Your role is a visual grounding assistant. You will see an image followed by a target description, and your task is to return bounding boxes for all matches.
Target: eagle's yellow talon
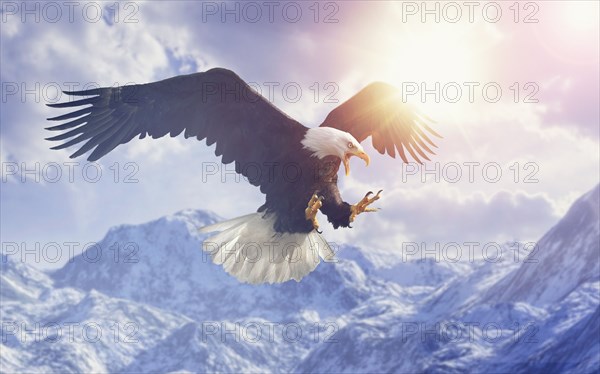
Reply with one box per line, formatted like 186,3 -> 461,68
305,193 -> 323,231
350,190 -> 382,223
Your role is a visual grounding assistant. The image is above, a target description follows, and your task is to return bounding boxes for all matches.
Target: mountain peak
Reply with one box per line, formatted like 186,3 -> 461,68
169,208 -> 223,225
4,186 -> 599,372
52,208 -> 388,321
483,183 -> 600,307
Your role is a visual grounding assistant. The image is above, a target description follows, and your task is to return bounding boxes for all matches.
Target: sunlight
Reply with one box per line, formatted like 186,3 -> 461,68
534,1 -> 599,65
564,1 -> 598,31
362,9 -> 500,123
380,22 -> 482,84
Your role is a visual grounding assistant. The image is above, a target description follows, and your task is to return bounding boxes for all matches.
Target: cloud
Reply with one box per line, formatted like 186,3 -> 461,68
0,1 -> 598,269
321,184 -> 560,257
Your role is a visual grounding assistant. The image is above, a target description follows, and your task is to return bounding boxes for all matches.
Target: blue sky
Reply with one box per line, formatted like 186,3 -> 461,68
1,1 -> 599,268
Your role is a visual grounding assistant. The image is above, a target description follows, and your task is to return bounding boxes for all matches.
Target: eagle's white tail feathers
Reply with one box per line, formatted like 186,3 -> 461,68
200,213 -> 334,284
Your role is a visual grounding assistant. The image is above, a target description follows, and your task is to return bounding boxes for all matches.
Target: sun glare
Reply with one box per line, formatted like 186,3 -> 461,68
564,2 -> 599,31
367,16 -> 494,122
533,1 -> 599,66
379,22 -> 483,84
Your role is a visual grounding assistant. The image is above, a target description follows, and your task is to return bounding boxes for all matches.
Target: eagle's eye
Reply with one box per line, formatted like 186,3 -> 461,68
348,142 -> 354,149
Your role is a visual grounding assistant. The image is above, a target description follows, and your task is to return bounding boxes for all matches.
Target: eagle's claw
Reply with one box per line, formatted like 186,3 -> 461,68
350,189 -> 382,223
305,193 -> 324,233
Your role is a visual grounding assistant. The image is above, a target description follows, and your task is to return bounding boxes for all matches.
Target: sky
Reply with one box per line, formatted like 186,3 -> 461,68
1,0 -> 599,268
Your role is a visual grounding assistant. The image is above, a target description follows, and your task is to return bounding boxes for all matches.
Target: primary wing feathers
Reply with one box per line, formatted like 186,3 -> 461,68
320,82 -> 441,163
46,68 -> 307,189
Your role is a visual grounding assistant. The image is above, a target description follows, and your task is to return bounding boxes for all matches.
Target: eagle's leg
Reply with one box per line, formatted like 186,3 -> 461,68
305,193 -> 324,233
350,190 -> 382,223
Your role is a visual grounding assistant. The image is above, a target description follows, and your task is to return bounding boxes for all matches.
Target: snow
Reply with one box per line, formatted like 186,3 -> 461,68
2,185 -> 599,372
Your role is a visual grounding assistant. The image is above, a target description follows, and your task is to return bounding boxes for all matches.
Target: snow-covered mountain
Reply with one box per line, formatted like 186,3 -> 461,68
2,185 -> 598,373
294,185 -> 600,373
52,209 -> 397,321
483,185 -> 600,307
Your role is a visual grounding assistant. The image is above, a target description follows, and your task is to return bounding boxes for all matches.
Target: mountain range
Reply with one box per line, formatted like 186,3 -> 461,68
2,185 -> 598,373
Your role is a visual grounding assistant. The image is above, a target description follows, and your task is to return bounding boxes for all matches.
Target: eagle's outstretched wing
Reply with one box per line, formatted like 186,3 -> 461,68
320,82 -> 441,163
46,68 -> 307,188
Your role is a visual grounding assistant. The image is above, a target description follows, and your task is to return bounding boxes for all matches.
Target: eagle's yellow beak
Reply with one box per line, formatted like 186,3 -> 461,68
343,150 -> 370,176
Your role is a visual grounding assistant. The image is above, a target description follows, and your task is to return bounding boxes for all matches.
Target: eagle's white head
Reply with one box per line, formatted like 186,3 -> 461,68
301,127 -> 370,176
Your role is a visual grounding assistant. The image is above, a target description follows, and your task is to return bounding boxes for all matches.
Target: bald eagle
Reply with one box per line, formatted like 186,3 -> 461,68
46,68 -> 440,284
